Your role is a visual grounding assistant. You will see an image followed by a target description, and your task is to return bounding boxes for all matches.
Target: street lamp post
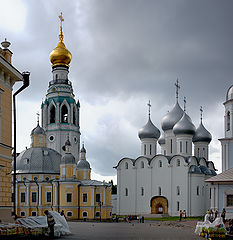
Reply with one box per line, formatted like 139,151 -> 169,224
99,201 -> 103,222
13,72 -> 30,216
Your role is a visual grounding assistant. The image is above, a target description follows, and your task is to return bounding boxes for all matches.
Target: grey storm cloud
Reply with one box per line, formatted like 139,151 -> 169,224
3,0 -> 233,176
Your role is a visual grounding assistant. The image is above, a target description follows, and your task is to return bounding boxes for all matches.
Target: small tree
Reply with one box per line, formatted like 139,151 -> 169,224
109,180 -> 117,194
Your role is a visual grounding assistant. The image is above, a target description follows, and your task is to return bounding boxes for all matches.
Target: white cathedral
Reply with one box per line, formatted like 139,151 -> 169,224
115,81 -> 217,217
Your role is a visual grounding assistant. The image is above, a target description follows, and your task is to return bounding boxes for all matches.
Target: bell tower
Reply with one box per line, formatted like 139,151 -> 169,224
219,85 -> 233,171
41,13 -> 80,162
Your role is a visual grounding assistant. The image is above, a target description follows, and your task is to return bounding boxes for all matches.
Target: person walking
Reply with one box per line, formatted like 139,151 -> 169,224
221,208 -> 226,223
179,210 -> 183,221
44,210 -> 55,238
60,210 -> 66,220
183,210 -> 186,219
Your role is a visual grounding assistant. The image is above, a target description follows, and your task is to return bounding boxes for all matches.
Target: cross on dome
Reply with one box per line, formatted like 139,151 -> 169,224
59,12 -> 64,28
175,79 -> 180,102
36,112 -> 40,124
58,12 -> 64,43
200,106 -> 203,122
183,97 -> 186,112
147,100 -> 151,117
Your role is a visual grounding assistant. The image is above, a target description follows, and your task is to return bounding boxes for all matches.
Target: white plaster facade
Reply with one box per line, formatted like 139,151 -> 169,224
116,85 -> 216,216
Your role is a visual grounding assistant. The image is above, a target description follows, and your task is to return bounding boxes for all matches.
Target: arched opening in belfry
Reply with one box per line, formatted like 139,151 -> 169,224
227,111 -> 230,131
61,105 -> 68,123
73,106 -> 76,125
50,105 -> 56,124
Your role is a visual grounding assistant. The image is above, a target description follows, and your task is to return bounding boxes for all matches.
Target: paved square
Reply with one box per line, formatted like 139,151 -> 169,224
60,221 -> 202,240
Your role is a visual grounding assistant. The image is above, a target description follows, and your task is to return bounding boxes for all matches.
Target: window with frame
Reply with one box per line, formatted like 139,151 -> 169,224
83,193 -> 88,203
50,105 -> 56,124
66,193 -> 72,203
125,162 -> 128,169
83,211 -> 88,217
159,161 -> 162,168
125,188 -> 128,196
141,161 -> 144,168
177,201 -> 180,211
227,195 -> 233,206
96,193 -> 101,203
186,141 -> 188,153
227,111 -> 230,131
177,186 -> 180,196
170,139 -> 172,154
20,211 -> 25,217
141,187 -> 144,196
20,192 -> 25,203
180,141 -> 182,153
144,144 -> 146,155
158,187 -> 162,196
46,192 -> 52,203
150,144 -> 152,155
31,211 -> 37,216
210,188 -> 211,199
177,159 -> 180,167
197,186 -> 199,196
67,211 -> 72,217
61,105 -> 68,123
32,192 -> 37,203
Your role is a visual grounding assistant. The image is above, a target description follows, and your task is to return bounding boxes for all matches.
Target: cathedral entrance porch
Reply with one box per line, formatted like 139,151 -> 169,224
150,196 -> 168,215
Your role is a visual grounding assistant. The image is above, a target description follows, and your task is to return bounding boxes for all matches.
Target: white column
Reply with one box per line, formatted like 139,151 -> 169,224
91,188 -> 94,206
54,183 -> 57,206
26,185 -> 29,205
103,188 -> 106,205
39,184 -> 42,206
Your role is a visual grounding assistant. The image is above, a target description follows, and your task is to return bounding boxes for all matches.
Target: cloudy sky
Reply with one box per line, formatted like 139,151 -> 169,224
1,0 -> 233,183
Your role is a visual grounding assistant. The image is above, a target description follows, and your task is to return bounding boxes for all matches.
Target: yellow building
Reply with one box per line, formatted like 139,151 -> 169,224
0,39 -> 23,222
15,14 -> 112,220
15,124 -> 112,220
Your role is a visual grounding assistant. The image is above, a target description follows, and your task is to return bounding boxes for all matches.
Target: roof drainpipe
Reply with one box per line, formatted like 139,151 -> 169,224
13,71 -> 30,216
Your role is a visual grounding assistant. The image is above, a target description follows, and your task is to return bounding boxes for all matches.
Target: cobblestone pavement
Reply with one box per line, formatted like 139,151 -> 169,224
60,220 -> 202,240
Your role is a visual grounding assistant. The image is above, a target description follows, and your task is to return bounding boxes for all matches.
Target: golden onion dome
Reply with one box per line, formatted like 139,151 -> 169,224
49,13 -> 72,67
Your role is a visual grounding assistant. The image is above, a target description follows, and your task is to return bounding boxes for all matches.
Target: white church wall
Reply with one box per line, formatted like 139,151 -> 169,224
170,156 -> 188,216
117,159 -> 136,215
189,174 -> 206,216
135,158 -> 151,214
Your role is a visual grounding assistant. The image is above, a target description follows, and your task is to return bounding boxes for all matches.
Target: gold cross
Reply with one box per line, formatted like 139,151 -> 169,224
36,112 -> 40,124
200,106 -> 203,121
175,78 -> 180,101
59,12 -> 64,28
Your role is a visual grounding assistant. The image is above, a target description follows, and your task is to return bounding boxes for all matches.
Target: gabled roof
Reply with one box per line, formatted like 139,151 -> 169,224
205,167 -> 233,182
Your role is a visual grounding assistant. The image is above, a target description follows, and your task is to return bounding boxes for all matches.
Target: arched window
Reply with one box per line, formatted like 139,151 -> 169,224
150,144 -> 152,155
144,144 -> 146,155
186,141 -> 188,153
177,186 -> 180,195
170,139 -> 172,153
73,106 -> 76,125
82,211 -> 88,217
227,111 -> 230,131
50,105 -> 56,123
61,105 -> 68,123
141,187 -> 144,196
125,162 -> 128,169
125,188 -> 128,196
141,161 -> 144,168
158,187 -> 162,196
159,160 -> 162,168
180,141 -> 182,153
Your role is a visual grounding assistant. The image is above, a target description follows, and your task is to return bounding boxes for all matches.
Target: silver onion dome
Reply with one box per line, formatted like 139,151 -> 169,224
77,159 -> 91,169
161,102 -> 184,131
16,147 -> 61,174
173,113 -> 196,135
158,132 -> 165,145
226,85 -> 233,101
31,123 -> 45,135
61,152 -> 75,164
193,122 -> 212,143
138,116 -> 160,140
